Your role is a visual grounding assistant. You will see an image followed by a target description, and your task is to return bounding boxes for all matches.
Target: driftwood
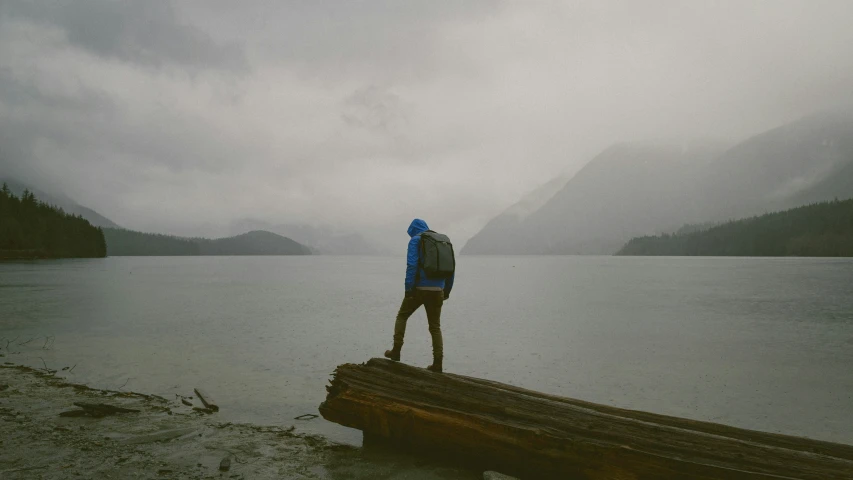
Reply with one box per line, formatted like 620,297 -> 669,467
319,358 -> 853,480
121,427 -> 197,445
193,387 -> 219,412
59,402 -> 140,418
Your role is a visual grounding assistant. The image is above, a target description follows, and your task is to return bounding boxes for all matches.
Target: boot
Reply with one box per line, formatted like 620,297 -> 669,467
426,357 -> 443,373
384,345 -> 401,362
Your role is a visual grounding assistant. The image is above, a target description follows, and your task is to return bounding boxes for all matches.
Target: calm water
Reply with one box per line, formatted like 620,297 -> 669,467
1,256 -> 852,448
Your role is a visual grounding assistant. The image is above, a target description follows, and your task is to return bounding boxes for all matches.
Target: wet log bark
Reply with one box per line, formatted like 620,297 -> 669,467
319,358 -> 853,480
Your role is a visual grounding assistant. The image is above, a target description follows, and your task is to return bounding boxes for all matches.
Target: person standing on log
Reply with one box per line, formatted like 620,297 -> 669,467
384,218 -> 455,373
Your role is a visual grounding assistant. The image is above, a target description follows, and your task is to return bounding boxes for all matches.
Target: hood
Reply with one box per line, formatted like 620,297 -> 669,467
407,218 -> 429,237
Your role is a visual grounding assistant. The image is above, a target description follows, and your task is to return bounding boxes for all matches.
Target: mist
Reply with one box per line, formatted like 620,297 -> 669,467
3,0 -> 853,247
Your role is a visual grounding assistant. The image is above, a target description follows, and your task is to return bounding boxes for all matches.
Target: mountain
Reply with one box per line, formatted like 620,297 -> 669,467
697,110 -> 853,221
0,178 -> 120,229
464,110 -> 853,255
617,198 -> 853,257
103,228 -> 311,256
459,173 -> 572,254
228,219 -> 381,255
196,230 -> 312,256
784,147 -> 853,207
463,140 -> 727,255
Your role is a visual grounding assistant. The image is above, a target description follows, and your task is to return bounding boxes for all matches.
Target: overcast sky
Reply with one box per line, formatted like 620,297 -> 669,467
2,1 -> 853,246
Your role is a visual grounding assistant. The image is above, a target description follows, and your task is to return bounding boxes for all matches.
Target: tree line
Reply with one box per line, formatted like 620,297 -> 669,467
102,228 -> 200,256
0,183 -> 107,259
617,198 -> 853,257
102,228 -> 312,256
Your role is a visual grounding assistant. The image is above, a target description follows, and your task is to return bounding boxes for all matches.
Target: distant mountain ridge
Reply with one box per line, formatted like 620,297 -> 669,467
463,111 -> 853,255
197,230 -> 311,256
103,228 -> 311,256
696,110 -> 853,221
0,178 -> 120,229
463,140 -> 727,254
229,219 -> 382,255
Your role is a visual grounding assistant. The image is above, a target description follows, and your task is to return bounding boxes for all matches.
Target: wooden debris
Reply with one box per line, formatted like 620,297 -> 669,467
320,358 -> 853,480
181,398 -> 193,407
193,388 -> 219,412
74,402 -> 139,413
59,402 -> 139,418
121,427 -> 197,445
294,413 -> 318,420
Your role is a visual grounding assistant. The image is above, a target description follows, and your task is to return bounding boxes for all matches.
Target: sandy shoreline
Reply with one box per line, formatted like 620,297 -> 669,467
0,364 -> 476,479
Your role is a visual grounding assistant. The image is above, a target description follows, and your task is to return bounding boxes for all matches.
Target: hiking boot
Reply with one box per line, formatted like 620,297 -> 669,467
384,346 -> 401,362
426,360 -> 442,373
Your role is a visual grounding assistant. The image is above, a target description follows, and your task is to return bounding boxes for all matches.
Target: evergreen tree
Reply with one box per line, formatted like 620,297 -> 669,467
0,187 -> 106,259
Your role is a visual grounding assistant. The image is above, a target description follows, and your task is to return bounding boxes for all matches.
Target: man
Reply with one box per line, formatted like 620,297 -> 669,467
384,218 -> 454,373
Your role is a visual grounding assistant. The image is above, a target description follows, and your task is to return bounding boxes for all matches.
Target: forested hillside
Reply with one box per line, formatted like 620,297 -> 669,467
103,228 -> 311,256
0,183 -> 106,259
617,199 -> 853,257
0,178 -> 120,229
102,228 -> 200,256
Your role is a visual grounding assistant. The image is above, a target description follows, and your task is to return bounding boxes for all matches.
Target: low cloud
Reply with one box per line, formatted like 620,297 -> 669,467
2,1 -> 853,246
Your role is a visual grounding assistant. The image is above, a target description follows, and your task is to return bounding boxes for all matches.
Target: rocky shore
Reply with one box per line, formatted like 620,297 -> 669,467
0,364 -> 477,480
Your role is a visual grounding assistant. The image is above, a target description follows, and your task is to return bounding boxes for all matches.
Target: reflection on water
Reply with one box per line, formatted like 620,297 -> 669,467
1,256 -> 852,448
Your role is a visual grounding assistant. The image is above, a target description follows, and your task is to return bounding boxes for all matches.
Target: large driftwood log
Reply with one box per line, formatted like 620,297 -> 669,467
319,358 -> 853,479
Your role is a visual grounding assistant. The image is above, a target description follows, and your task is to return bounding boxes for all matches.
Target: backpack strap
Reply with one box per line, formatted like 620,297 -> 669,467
414,234 -> 423,288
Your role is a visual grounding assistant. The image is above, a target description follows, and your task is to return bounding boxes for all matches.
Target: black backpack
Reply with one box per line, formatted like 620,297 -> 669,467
419,231 -> 456,279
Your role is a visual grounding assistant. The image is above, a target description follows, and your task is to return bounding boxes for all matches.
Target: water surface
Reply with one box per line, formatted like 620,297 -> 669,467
1,256 -> 852,448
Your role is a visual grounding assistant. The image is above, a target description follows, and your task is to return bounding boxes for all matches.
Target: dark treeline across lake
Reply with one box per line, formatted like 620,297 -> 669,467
0,183 -> 106,260
618,199 -> 853,256
102,228 -> 312,256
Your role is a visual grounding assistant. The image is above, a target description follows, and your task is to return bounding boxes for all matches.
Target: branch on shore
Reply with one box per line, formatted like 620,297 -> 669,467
37,357 -> 56,375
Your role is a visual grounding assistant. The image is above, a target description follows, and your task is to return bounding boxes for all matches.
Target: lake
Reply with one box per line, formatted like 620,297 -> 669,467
1,255 -> 852,449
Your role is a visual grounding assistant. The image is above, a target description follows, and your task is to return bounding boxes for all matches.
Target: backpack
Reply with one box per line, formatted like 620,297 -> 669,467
419,230 -> 456,280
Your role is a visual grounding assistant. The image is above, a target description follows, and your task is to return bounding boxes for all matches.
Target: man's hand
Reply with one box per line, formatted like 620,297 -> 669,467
443,292 -> 450,301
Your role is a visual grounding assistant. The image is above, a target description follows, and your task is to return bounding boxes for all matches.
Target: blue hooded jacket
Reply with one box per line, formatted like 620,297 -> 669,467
405,219 -> 455,295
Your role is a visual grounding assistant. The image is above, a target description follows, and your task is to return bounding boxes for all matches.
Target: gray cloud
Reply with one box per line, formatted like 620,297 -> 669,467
341,85 -> 408,133
1,0 -> 247,72
2,1 -> 853,247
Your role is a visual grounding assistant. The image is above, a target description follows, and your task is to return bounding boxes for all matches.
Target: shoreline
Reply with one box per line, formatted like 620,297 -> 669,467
0,364 -> 477,479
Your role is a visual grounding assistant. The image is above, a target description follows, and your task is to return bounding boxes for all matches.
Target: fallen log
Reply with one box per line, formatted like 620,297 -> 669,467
319,358 -> 853,480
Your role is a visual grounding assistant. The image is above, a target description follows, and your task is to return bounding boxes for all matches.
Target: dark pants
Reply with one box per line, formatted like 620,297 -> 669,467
393,289 -> 444,360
